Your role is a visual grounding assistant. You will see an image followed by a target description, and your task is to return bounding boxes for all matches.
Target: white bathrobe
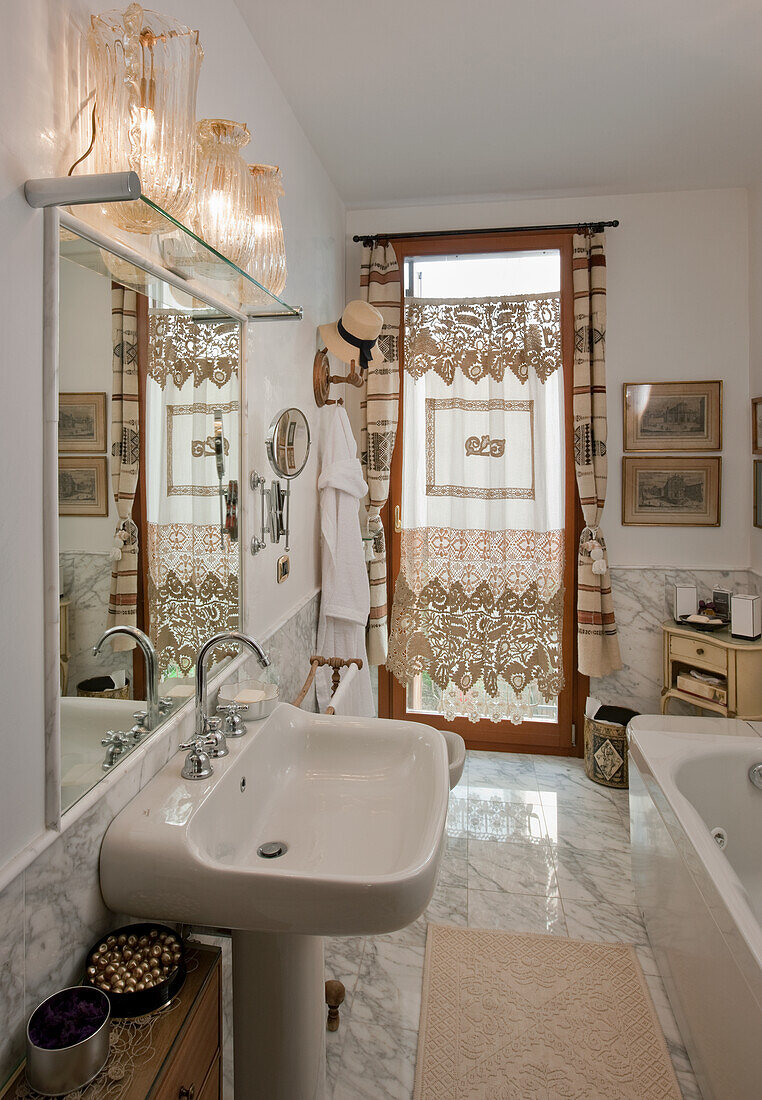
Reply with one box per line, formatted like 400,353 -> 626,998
316,406 -> 375,716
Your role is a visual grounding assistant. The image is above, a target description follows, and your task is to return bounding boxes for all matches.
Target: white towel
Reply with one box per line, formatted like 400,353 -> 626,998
316,406 -> 375,716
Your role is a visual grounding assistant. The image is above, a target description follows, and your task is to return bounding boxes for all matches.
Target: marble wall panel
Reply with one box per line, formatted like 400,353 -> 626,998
0,591 -> 321,1087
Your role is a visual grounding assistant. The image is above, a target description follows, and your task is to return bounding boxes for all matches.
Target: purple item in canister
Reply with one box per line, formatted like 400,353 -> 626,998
28,987 -> 109,1050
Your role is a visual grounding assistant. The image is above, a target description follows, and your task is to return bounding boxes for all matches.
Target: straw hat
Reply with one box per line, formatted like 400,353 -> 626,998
319,300 -> 385,369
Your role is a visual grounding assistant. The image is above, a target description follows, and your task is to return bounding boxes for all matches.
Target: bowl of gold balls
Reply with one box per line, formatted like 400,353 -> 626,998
83,923 -> 186,1017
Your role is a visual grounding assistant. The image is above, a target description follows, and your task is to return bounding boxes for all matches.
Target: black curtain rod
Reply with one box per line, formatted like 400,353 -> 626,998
352,219 -> 619,246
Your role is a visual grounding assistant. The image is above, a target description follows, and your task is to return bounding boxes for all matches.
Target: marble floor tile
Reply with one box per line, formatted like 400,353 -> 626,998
563,898 -> 649,945
467,838 -> 559,896
351,934 -> 426,1033
324,936 -> 366,1010
331,1020 -> 418,1100
553,843 -> 637,907
468,751 -> 541,802
425,882 -> 468,927
327,747 -> 697,1100
542,794 -> 631,851
437,835 -> 467,889
534,759 -> 623,808
466,794 -> 548,844
444,791 -> 469,838
468,889 -> 568,936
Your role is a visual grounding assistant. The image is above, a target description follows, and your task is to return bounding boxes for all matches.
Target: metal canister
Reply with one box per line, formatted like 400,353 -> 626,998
26,986 -> 111,1095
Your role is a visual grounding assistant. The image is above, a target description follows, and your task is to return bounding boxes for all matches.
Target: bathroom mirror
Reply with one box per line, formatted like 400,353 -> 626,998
57,227 -> 243,812
251,408 -> 311,555
265,407 -> 311,479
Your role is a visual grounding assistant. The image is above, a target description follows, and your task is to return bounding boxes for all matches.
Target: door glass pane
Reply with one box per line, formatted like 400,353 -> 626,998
401,250 -> 563,725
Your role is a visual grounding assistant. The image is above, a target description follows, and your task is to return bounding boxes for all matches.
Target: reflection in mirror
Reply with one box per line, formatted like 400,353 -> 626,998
58,229 -> 242,811
266,408 -> 311,479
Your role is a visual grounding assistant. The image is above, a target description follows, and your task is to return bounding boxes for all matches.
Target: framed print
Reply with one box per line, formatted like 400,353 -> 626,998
58,456 -> 109,516
623,381 -> 722,451
752,398 -> 762,455
58,392 -> 107,453
622,456 -> 721,527
755,461 -> 762,528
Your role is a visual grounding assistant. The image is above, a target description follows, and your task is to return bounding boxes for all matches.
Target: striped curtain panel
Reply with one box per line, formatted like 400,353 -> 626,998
572,233 -> 622,677
106,285 -> 140,648
360,241 -> 401,666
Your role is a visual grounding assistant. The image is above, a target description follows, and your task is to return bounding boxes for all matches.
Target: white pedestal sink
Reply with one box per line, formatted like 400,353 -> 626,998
100,703 -> 449,1099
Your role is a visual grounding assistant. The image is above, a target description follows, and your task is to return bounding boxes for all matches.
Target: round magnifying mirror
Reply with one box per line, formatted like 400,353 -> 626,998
265,408 -> 311,479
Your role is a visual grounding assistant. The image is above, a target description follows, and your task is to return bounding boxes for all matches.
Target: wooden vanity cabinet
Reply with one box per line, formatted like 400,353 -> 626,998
2,944 -> 222,1100
152,951 -> 221,1100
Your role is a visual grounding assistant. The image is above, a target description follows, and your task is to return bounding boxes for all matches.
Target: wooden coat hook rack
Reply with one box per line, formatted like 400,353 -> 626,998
313,347 -> 364,407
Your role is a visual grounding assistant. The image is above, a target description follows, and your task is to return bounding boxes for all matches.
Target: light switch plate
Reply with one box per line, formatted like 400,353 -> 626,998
277,554 -> 290,583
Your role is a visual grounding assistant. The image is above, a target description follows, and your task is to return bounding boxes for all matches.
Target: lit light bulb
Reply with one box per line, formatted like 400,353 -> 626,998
138,106 -> 156,143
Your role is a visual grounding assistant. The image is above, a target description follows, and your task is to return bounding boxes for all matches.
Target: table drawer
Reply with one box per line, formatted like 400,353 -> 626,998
669,634 -> 727,672
153,965 -> 220,1100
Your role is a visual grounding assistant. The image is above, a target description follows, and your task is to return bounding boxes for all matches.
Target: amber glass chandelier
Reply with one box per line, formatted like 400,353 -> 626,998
244,164 -> 287,298
87,4 -> 202,233
191,120 -> 257,269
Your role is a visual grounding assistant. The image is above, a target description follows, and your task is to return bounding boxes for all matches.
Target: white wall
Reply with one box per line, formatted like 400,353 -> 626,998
0,0 -> 343,872
346,188 -> 751,570
58,258 -> 115,552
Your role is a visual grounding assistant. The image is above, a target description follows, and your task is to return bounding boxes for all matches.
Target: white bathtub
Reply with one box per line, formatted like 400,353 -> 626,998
628,716 -> 762,1100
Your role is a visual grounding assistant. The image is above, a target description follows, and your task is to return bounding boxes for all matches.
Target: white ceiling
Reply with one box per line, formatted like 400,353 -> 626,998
233,0 -> 762,207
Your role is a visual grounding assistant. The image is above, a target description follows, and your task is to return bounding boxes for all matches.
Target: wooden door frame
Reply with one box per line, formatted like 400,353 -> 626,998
378,230 -> 588,756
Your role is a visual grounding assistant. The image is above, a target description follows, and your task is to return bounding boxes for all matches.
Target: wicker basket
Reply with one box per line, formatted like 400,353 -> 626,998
76,676 -> 129,700
583,715 -> 629,789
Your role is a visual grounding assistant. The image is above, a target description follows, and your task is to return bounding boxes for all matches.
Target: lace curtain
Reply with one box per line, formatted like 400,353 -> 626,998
145,313 -> 240,675
387,294 -> 566,724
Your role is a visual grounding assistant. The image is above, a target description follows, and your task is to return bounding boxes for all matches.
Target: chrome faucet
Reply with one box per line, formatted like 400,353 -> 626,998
93,625 -> 160,730
195,630 -> 270,739
179,631 -> 270,779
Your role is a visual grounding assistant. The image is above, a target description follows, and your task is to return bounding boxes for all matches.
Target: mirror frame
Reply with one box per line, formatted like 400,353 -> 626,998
265,407 -> 311,480
42,205 -> 249,837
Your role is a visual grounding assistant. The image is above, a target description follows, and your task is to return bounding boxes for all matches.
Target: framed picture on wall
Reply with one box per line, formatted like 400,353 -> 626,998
58,392 -> 107,453
755,461 -> 762,528
622,456 -> 721,526
752,398 -> 762,455
58,456 -> 109,516
623,381 -> 722,451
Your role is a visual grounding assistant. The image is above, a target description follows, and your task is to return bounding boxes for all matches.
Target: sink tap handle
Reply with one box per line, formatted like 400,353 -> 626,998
180,733 -> 213,751
202,715 -> 229,759
180,735 -> 214,781
217,702 -> 249,737
101,729 -> 128,747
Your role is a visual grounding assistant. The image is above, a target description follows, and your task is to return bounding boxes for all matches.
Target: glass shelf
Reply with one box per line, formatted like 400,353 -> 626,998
59,224 -> 231,320
65,194 -> 302,320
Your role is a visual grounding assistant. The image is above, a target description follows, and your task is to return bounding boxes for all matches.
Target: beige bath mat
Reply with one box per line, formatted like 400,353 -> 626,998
414,924 -> 681,1099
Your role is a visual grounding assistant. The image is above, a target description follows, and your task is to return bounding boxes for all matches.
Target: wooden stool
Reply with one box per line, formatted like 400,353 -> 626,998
325,979 -> 345,1032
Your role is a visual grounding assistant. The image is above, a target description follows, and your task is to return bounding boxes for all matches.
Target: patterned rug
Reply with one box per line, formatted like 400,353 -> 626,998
414,924 -> 681,1099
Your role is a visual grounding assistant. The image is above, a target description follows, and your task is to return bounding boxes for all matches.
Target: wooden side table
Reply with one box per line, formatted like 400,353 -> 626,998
661,619 -> 762,720
2,944 -> 221,1100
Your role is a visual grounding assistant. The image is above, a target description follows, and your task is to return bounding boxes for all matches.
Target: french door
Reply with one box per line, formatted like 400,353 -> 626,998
380,231 -> 586,755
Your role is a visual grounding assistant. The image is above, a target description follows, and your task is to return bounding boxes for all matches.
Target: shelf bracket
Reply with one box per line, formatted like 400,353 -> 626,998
25,171 -> 141,209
